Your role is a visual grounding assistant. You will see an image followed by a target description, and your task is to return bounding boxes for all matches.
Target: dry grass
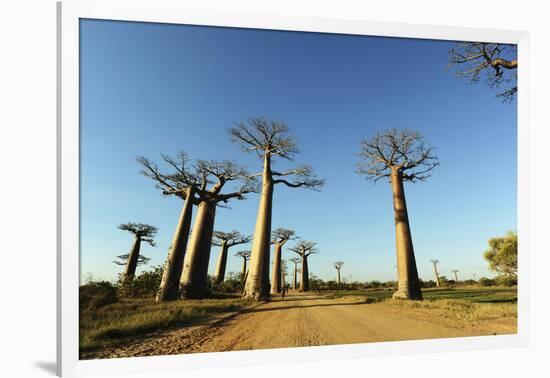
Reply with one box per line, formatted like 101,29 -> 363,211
386,298 -> 517,322
80,297 -> 252,355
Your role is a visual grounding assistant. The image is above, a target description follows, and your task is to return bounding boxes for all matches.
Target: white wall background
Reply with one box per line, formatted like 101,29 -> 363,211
0,0 -> 548,377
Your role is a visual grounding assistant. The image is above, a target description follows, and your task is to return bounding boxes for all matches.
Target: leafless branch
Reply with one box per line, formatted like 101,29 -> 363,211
357,129 -> 439,183
289,240 -> 318,257
228,118 -> 300,160
212,230 -> 252,247
271,228 -> 297,245
448,42 -> 517,102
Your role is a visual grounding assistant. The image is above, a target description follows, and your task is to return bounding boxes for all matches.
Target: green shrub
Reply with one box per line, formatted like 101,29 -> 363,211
117,265 -> 164,298
213,272 -> 245,293
496,275 -> 517,287
80,281 -> 118,311
478,277 -> 496,286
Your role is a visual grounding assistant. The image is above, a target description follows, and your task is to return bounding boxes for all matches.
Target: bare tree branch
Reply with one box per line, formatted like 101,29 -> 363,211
235,250 -> 251,260
271,228 -> 297,245
448,42 -> 517,102
229,118 -> 300,160
357,129 -> 439,183
289,240 -> 318,257
113,254 -> 150,266
212,230 -> 252,247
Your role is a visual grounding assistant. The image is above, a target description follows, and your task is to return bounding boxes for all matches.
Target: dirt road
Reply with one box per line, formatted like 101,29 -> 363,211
94,293 -> 516,359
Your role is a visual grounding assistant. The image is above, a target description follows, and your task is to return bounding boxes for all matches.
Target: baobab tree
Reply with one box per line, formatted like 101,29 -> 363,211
358,129 -> 439,300
280,259 -> 288,291
212,231 -> 251,284
229,118 -> 324,300
430,259 -> 441,288
334,261 -> 344,284
115,222 -> 157,281
270,228 -> 297,295
448,42 -> 517,102
451,269 -> 459,282
137,152 -> 202,302
289,257 -> 301,290
179,160 -> 257,299
235,250 -> 251,280
289,240 -> 318,292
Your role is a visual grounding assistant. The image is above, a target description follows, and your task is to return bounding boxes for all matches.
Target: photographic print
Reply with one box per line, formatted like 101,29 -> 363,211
77,18 -> 518,360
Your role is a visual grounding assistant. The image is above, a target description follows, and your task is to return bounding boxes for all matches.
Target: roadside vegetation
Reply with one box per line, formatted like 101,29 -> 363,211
79,270 -> 253,357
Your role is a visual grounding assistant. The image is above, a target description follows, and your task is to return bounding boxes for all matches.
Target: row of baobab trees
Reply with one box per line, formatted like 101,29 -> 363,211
117,221 -> 321,297
115,118 -> 439,302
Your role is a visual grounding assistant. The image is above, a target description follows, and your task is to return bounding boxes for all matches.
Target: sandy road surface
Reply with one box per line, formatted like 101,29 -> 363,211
92,293 -> 516,359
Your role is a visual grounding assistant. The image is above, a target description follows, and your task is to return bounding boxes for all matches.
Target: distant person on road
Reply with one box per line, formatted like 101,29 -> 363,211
281,286 -> 286,300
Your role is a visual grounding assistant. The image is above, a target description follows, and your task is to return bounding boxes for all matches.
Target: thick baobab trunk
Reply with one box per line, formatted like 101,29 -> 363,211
214,242 -> 229,284
270,244 -> 282,294
336,269 -> 341,284
180,200 -> 217,299
391,170 -> 422,300
300,255 -> 309,292
124,235 -> 141,279
156,189 -> 194,302
243,156 -> 273,300
453,272 -> 458,282
292,265 -> 298,290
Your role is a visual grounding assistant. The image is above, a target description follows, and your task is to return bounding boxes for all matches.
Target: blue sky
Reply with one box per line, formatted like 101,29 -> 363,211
79,19 -> 517,284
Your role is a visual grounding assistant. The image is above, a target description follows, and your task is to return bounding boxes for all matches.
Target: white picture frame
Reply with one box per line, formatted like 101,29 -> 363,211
57,0 -> 529,376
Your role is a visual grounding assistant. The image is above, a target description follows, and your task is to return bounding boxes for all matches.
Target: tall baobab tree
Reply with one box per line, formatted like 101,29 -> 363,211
115,222 -> 157,281
180,160 -> 257,299
451,269 -> 459,282
270,228 -> 297,295
448,42 -> 517,102
229,118 -> 324,300
334,261 -> 344,284
280,259 -> 288,291
358,129 -> 439,300
289,240 -> 318,292
212,231 -> 251,284
289,257 -> 301,290
430,259 -> 441,288
235,250 -> 251,280
137,152 -> 202,302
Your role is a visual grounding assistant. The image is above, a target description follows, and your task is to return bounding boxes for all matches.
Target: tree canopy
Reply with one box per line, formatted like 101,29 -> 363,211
118,222 -> 157,246
357,129 -> 439,183
138,152 -> 258,204
289,240 -> 318,257
448,42 -> 517,102
212,231 -> 251,247
113,254 -> 150,266
271,228 -> 297,245
235,250 -> 251,260
228,118 -> 325,190
484,231 -> 518,278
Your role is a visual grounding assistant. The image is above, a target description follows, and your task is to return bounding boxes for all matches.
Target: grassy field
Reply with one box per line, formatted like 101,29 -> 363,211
333,286 -> 517,323
80,286 -> 517,357
332,286 -> 517,303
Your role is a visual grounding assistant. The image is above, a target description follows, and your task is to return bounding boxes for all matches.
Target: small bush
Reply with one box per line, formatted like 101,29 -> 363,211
117,265 -> 164,298
478,277 -> 496,287
496,275 -> 517,287
80,281 -> 118,311
212,272 -> 245,293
